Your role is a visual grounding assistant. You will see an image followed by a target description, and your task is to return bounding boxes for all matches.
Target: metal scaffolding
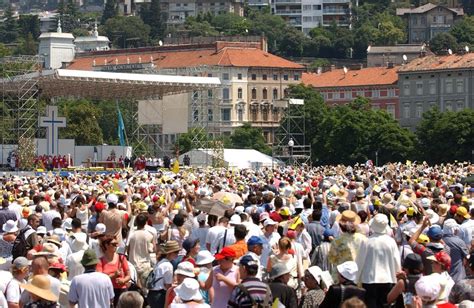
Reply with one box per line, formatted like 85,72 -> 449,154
0,56 -> 42,145
272,99 -> 311,166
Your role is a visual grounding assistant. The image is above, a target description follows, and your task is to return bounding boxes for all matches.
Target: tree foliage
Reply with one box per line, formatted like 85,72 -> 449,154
175,128 -> 208,154
430,32 -> 458,54
285,85 -> 415,165
140,0 -> 166,40
229,123 -> 271,155
416,108 -> 474,163
100,16 -> 150,48
58,99 -> 104,145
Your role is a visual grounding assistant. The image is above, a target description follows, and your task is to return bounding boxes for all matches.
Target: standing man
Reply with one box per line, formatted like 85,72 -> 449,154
12,214 -> 40,259
68,249 -> 114,308
99,194 -> 125,245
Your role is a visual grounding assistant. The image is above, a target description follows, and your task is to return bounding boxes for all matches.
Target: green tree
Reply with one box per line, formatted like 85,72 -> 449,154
430,32 -> 458,54
416,108 -> 474,163
15,33 -> 37,55
211,13 -> 249,35
18,15 -> 40,40
140,0 -> 166,39
0,5 -> 18,43
101,16 -> 150,48
277,27 -> 307,57
450,16 -> 474,46
229,123 -> 271,154
0,43 -> 12,57
247,10 -> 288,54
95,100 -> 134,145
58,99 -> 103,145
101,0 -> 118,25
175,128 -> 207,154
184,18 -> 219,37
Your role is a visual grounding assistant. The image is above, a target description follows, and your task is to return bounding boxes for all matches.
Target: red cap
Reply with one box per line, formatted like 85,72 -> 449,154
215,247 -> 237,260
95,202 -> 105,212
286,230 -> 297,239
49,262 -> 66,272
449,205 -> 458,215
428,251 -> 451,271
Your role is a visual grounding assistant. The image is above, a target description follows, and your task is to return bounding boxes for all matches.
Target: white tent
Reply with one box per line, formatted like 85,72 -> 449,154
179,148 -> 283,169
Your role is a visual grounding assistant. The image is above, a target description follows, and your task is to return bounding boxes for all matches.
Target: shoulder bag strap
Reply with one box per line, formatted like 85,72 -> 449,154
263,285 -> 271,307
219,229 -> 228,253
340,285 -> 346,305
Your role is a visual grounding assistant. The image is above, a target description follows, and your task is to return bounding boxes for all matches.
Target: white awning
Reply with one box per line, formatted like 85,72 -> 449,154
37,69 -> 221,100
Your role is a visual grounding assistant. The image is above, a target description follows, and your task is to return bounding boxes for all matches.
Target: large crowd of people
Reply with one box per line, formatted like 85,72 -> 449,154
0,162 -> 472,308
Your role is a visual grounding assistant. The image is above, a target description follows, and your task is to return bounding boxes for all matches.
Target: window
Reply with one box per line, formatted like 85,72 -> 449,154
456,100 -> 464,110
238,73 -> 242,80
283,75 -> 288,81
207,73 -> 212,77
446,79 -> 453,93
208,109 -> 213,121
313,4 -> 321,10
237,88 -> 243,99
223,88 -> 229,100
263,88 -> 268,100
251,105 -> 258,121
262,74 -> 267,80
222,73 -> 229,80
403,104 -> 411,119
403,83 -> 410,96
416,103 -> 423,118
284,88 -> 289,97
251,88 -> 257,100
273,89 -> 278,100
445,101 -> 452,111
456,80 -> 464,93
251,74 -> 257,80
221,108 -> 231,121
237,106 -> 243,122
416,82 -> 423,95
303,5 -> 311,10
294,74 -> 299,81
303,16 -> 312,22
207,89 -> 213,99
346,91 -> 352,99
429,81 -> 436,95
273,74 -> 278,81
262,106 -> 269,121
372,90 -> 379,98
386,104 -> 396,118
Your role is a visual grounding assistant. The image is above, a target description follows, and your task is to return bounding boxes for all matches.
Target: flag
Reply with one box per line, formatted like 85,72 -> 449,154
117,104 -> 126,146
172,160 -> 180,174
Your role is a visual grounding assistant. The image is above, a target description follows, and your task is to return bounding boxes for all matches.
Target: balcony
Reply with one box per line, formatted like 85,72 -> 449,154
275,9 -> 302,14
323,8 -> 349,14
274,0 -> 301,3
323,0 -> 350,3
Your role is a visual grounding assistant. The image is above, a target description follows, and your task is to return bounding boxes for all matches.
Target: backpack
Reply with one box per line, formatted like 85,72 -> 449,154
145,268 -> 162,290
12,227 -> 35,259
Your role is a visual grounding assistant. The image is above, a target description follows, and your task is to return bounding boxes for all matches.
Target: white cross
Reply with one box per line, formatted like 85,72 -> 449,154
39,106 -> 66,155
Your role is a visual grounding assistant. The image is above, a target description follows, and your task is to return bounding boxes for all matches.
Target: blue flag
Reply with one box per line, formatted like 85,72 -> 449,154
117,105 -> 126,146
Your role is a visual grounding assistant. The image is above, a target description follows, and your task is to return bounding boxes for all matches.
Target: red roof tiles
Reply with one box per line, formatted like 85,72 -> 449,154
67,46 -> 303,71
302,67 -> 399,88
397,53 -> 474,73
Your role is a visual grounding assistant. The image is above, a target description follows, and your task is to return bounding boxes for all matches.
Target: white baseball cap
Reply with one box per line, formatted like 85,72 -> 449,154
229,214 -> 242,225
263,219 -> 277,227
95,223 -> 106,234
106,193 -> 118,205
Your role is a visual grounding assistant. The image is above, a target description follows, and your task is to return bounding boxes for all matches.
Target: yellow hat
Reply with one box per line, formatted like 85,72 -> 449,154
279,207 -> 291,216
417,234 -> 429,244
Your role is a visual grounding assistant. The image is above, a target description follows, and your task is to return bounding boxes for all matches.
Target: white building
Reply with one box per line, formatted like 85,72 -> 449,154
38,21 -> 75,69
74,24 -> 110,52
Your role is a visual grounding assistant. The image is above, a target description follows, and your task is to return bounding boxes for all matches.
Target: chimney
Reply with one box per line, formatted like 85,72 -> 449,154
260,36 -> 268,52
330,64 -> 336,71
387,62 -> 394,69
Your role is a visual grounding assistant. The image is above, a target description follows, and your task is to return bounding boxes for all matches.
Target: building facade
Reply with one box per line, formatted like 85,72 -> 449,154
272,0 -> 350,34
66,38 -> 303,153
396,3 -> 464,44
397,53 -> 474,130
302,66 -> 400,118
367,44 -> 433,67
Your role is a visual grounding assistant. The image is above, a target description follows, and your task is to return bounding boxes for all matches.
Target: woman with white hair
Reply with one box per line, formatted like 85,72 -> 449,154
441,218 -> 469,283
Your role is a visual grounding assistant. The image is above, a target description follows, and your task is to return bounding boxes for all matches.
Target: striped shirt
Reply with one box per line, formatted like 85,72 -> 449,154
227,277 -> 272,308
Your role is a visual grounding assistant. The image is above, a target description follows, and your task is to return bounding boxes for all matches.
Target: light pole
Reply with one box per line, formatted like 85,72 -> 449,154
375,151 -> 379,167
288,138 -> 294,166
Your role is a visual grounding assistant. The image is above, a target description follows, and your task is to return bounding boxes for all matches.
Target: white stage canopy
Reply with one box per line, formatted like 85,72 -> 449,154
37,69 -> 221,100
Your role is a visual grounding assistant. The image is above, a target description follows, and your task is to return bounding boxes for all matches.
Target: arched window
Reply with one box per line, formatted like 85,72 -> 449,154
237,88 -> 243,99
273,89 -> 278,100
263,88 -> 268,100
251,88 -> 257,100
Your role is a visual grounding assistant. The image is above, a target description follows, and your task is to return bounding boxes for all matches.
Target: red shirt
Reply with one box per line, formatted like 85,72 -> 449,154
97,254 -> 129,289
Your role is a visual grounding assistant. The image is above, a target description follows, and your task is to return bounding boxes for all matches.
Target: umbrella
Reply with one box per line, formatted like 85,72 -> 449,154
212,191 -> 243,205
195,198 -> 232,217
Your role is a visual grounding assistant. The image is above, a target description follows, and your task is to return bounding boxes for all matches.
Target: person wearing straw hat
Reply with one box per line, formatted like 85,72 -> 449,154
165,261 -> 195,307
68,249 -> 115,308
148,240 -> 180,308
20,275 -> 58,308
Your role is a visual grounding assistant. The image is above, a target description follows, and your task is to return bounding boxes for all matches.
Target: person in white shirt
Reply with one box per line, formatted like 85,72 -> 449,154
65,233 -> 89,280
41,202 -> 61,231
190,213 -> 209,250
205,216 -> 227,254
260,219 -> 280,268
69,249 -> 114,308
5,257 -> 29,307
